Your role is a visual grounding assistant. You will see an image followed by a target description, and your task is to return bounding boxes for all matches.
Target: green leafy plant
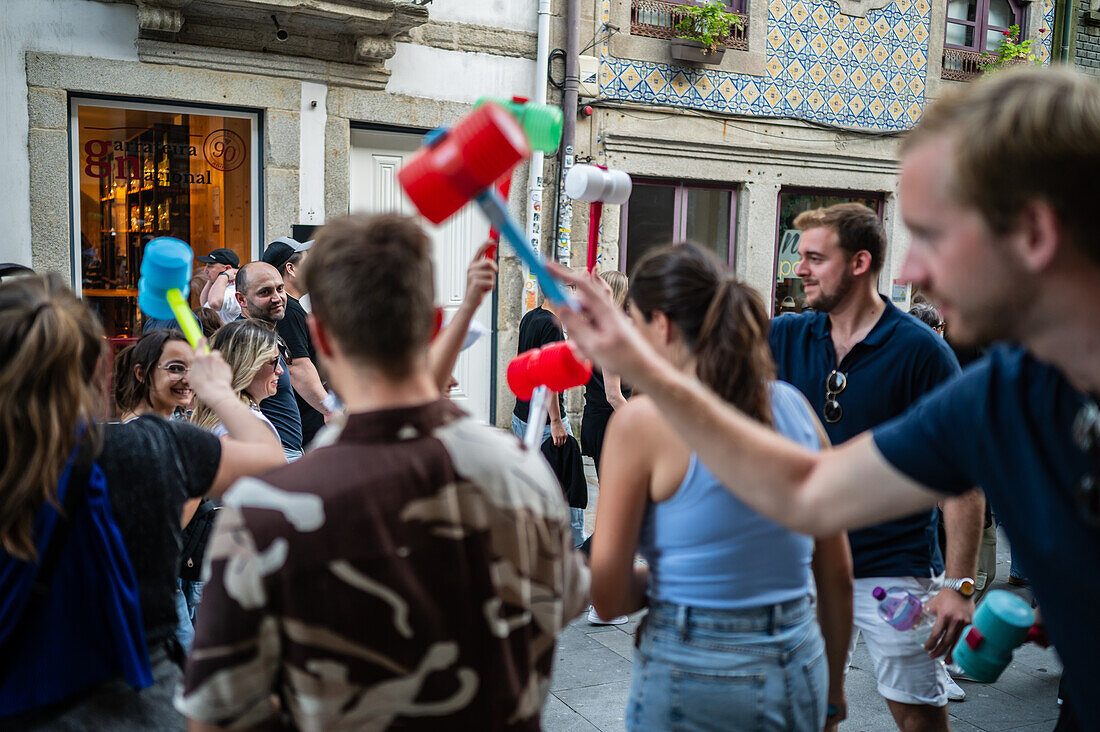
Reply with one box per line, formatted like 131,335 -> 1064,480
674,0 -> 744,55
980,25 -> 1041,72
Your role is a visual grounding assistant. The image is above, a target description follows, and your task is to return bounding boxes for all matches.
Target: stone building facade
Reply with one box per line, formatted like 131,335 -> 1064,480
3,0 -> 552,426
1,0 -> 1064,428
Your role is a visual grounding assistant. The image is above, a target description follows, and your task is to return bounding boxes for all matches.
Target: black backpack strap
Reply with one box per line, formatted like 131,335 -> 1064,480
179,499 -> 218,581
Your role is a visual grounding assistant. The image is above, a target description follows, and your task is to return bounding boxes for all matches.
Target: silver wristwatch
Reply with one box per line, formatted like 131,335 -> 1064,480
943,577 -> 975,597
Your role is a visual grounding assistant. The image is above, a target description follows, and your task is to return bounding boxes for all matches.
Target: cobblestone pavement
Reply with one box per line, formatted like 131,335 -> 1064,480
544,460 -> 1064,731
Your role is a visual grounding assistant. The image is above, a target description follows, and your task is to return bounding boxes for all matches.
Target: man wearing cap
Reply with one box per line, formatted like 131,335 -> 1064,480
197,247 -> 241,324
263,237 -> 331,444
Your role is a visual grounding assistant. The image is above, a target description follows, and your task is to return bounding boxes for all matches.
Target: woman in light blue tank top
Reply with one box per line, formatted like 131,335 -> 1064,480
589,244 -> 854,731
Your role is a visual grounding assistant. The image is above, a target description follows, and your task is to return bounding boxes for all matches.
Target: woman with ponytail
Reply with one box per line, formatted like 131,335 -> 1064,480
581,270 -> 631,478
589,244 -> 854,731
0,274 -> 284,728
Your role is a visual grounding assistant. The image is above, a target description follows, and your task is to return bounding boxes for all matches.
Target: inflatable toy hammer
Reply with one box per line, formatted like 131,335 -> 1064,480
565,164 -> 632,272
137,237 -> 206,351
951,589 -> 1039,683
474,96 -> 563,154
397,102 -> 575,307
507,341 -> 592,449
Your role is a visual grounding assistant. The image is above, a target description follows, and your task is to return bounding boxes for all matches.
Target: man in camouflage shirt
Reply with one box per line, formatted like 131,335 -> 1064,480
177,214 -> 589,730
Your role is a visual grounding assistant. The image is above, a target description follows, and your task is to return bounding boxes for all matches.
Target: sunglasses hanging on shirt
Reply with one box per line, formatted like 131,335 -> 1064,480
823,369 -> 847,424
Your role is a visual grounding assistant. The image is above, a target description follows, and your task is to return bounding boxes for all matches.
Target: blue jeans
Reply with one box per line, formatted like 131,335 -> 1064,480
511,414 -> 584,548
175,578 -> 205,653
628,596 -> 827,732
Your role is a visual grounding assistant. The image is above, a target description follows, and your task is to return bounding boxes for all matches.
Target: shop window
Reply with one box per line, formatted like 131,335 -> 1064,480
621,180 -> 737,275
72,99 -> 258,338
773,189 -> 883,316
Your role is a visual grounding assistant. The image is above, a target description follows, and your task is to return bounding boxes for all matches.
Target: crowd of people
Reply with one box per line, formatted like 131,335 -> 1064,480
0,67 -> 1096,731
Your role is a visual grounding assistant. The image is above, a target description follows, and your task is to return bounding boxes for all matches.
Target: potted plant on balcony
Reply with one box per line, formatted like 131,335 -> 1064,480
979,25 -> 1040,73
671,0 -> 742,65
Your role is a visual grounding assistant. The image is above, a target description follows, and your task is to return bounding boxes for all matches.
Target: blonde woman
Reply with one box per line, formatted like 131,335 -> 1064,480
0,274 -> 283,727
192,319 -> 285,442
581,270 -> 631,478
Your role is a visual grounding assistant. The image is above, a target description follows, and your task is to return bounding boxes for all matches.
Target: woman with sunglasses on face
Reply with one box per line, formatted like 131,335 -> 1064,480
0,275 -> 284,729
114,330 -> 196,422
589,244 -> 854,731
191,319 -> 284,442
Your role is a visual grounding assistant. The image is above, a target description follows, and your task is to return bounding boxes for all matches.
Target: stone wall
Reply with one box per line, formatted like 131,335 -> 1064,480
1075,8 -> 1100,74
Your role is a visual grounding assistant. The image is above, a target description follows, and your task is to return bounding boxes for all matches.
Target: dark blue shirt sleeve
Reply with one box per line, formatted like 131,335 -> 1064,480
872,365 -> 986,496
910,335 -> 962,398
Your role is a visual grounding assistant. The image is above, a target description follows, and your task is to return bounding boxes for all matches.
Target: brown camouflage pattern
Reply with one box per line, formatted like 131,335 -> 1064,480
176,399 -> 589,730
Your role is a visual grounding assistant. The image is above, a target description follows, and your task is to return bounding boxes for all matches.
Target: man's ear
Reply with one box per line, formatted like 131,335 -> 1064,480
848,250 -> 874,278
235,290 -> 247,309
1015,199 -> 1061,274
307,314 -> 334,359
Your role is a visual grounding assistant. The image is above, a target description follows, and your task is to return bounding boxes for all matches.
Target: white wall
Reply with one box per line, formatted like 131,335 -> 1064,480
386,43 -> 537,105
0,0 -> 139,266
425,0 -> 538,33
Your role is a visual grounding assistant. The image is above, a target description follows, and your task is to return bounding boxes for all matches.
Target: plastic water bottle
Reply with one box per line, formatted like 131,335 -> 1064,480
873,586 -> 936,637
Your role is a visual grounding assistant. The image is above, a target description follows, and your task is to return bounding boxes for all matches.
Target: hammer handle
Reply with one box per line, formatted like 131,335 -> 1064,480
587,202 -> 603,272
166,289 -> 208,353
475,190 -> 577,308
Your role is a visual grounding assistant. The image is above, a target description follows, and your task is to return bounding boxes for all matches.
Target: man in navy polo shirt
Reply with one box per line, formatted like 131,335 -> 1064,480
770,203 -> 982,729
556,69 -> 1100,730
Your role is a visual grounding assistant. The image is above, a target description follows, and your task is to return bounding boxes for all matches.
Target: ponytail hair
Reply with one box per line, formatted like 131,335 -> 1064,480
113,329 -> 189,414
628,243 -> 774,426
0,274 -> 106,560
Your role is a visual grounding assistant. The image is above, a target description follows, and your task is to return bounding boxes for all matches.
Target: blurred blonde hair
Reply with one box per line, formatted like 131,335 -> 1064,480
600,270 -> 629,308
191,319 -> 280,431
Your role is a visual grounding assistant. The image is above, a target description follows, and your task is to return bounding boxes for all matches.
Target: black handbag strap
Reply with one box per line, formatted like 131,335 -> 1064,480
0,436 -> 95,661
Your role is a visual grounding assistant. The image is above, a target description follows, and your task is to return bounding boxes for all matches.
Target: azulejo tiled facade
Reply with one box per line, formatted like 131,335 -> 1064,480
599,0 -> 1052,133
1039,0 -> 1056,64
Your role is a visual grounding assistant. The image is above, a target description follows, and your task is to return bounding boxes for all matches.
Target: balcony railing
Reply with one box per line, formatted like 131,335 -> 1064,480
941,47 -> 987,81
630,0 -> 749,52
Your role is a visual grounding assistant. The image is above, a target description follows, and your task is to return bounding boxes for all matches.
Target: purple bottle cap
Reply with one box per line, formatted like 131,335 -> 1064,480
872,586 -> 886,601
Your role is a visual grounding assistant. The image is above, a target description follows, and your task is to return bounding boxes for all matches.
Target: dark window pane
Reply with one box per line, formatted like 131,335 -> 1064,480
625,184 -> 676,275
987,0 -> 1013,29
684,188 -> 732,265
774,193 -> 881,314
946,22 -> 975,47
947,0 -> 977,21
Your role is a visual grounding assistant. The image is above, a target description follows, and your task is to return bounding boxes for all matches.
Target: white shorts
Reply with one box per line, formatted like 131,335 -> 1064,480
847,575 -> 947,708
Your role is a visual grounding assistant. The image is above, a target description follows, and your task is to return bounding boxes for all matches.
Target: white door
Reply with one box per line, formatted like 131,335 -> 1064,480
349,128 -> 493,423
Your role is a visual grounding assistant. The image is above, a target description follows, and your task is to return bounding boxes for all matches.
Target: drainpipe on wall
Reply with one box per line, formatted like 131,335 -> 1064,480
556,0 -> 581,266
1061,0 -> 1075,62
523,0 -> 554,312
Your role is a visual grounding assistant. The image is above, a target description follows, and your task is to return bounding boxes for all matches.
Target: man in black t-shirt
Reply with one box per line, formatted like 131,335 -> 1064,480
512,301 -> 568,441
263,238 -> 330,444
512,295 -> 585,548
